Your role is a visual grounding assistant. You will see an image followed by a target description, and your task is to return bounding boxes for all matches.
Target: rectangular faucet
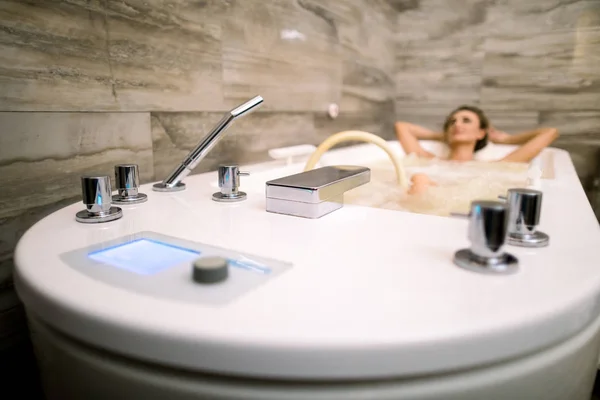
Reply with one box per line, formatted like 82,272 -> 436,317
265,166 -> 371,219
153,95 -> 264,192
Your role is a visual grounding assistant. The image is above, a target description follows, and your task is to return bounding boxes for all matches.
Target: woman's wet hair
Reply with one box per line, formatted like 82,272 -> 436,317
443,105 -> 489,151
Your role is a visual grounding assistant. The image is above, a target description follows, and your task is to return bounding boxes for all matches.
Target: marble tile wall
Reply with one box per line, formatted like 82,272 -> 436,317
393,0 -> 600,216
0,0 -> 397,290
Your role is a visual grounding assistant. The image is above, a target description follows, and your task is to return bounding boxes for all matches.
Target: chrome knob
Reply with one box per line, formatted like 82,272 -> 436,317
112,164 -> 148,205
469,201 -> 509,259
453,200 -> 518,275
76,175 -> 123,223
212,165 -> 249,202
504,188 -> 549,247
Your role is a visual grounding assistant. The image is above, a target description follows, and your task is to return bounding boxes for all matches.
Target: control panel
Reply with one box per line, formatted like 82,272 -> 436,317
60,231 -> 292,306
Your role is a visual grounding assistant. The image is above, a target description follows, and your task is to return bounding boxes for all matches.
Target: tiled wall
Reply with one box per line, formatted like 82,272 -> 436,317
393,0 -> 600,219
0,0 -> 397,288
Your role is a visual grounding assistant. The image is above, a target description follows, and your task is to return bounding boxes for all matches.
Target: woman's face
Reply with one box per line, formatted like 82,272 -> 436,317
445,110 -> 486,145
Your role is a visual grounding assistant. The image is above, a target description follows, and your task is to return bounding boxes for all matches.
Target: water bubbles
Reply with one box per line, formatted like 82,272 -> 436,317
344,158 -> 529,217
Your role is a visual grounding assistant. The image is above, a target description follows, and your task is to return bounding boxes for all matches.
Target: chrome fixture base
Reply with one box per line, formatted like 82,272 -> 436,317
212,191 -> 247,203
75,207 -> 123,224
152,182 -> 186,192
112,193 -> 148,205
453,249 -> 519,275
507,231 -> 549,248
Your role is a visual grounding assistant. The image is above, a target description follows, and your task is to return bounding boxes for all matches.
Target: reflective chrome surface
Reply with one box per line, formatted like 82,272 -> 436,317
453,200 -> 518,275
212,165 -> 249,203
112,164 -> 148,205
265,165 -> 370,218
76,175 -> 122,223
153,95 -> 263,192
504,188 -> 549,248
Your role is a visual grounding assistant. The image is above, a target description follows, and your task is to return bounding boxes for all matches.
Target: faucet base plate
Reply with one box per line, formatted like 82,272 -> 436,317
212,191 -> 247,203
112,193 -> 148,205
453,249 -> 519,275
507,231 -> 549,248
75,207 -> 123,224
152,182 -> 186,192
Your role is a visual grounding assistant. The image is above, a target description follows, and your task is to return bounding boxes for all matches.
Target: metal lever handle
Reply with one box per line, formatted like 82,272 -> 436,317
218,165 -> 250,195
213,165 -> 249,203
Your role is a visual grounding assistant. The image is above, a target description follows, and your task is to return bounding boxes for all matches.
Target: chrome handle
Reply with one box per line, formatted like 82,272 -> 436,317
501,188 -> 549,247
468,200 -> 509,259
81,175 -> 113,214
453,200 -> 518,274
506,188 -> 542,236
218,165 -> 250,195
113,164 -> 148,204
77,175 -> 124,223
115,164 -> 140,198
213,165 -> 250,202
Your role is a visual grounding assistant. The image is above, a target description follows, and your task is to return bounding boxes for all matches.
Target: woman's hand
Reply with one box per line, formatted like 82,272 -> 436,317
408,173 -> 436,195
488,126 -> 511,144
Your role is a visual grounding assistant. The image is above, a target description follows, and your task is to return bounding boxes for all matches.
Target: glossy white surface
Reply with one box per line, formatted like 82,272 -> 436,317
14,141 -> 600,379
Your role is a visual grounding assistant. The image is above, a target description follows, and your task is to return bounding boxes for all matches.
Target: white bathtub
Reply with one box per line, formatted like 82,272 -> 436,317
13,140 -> 600,399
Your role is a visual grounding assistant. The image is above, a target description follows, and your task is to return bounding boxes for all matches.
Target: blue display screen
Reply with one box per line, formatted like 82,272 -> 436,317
88,238 -> 200,275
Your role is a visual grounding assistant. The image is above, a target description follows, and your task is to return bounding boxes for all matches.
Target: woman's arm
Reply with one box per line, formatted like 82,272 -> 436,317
394,121 -> 442,158
497,127 -> 560,163
489,127 -> 555,146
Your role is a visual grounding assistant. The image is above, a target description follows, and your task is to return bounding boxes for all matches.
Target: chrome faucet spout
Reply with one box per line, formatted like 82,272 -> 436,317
153,95 -> 264,192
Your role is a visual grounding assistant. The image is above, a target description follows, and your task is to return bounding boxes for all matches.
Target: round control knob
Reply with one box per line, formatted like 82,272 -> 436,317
76,175 -> 122,223
192,256 -> 229,284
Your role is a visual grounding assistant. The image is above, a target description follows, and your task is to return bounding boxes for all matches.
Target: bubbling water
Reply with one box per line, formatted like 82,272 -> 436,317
344,155 -> 530,217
